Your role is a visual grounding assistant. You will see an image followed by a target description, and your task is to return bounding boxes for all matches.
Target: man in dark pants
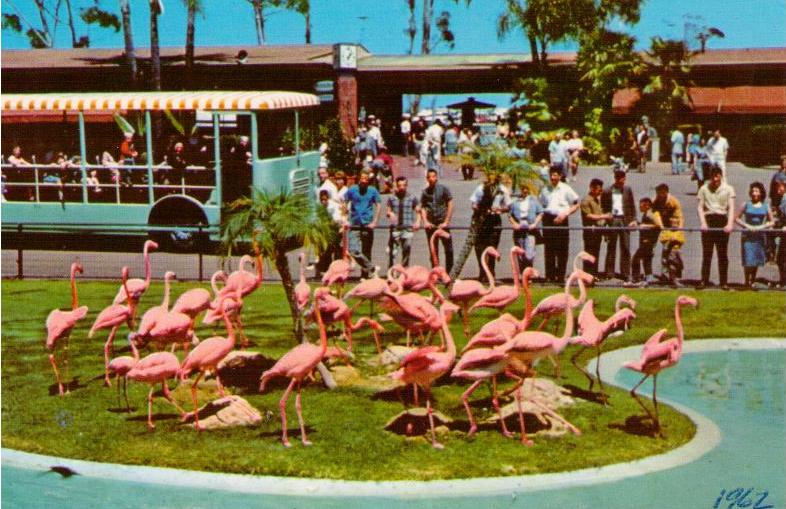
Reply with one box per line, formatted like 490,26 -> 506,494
345,170 -> 382,278
697,165 -> 736,290
539,166 -> 580,282
470,172 -> 510,282
601,169 -> 637,284
580,178 -> 611,277
420,168 -> 454,273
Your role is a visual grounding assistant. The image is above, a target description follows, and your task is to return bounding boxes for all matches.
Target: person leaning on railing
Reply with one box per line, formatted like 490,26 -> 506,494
653,183 -> 685,288
539,165 -> 580,283
697,165 -> 736,290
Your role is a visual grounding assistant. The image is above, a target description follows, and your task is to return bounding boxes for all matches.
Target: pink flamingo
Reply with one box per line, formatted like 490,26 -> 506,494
570,295 -> 638,395
322,225 -> 354,296
469,246 -> 527,313
89,267 -> 136,387
112,240 -> 157,307
449,246 -> 499,338
606,294 -> 638,338
498,271 -> 585,439
390,301 -> 460,449
133,303 -> 198,355
391,230 -> 452,293
310,287 -> 385,352
45,262 -> 89,396
259,289 -> 330,447
343,266 -> 389,312
462,267 -> 539,352
221,242 -> 263,300
171,269 -> 225,321
126,350 -> 186,430
107,333 -> 140,411
380,273 -> 453,347
133,270 -> 176,345
295,252 -> 311,312
624,295 -> 698,437
179,298 -> 238,431
530,252 -> 596,331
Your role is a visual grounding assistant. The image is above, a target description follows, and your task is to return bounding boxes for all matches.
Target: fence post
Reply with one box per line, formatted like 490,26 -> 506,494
16,224 -> 23,280
198,226 -> 204,282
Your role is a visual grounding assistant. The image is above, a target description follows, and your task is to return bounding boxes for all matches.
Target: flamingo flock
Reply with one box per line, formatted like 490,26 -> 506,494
43,235 -> 699,446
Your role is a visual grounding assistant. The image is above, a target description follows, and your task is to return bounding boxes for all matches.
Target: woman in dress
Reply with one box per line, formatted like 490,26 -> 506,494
736,182 -> 773,289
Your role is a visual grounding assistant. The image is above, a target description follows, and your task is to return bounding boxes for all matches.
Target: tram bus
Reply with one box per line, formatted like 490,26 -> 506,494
1,91 -> 322,251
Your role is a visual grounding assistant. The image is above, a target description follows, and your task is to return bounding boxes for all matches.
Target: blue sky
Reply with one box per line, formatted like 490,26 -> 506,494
3,0 -> 784,108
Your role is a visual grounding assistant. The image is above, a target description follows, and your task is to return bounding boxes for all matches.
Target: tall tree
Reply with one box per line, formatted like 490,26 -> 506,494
149,0 -> 162,91
248,0 -> 266,44
404,0 -> 417,55
183,0 -> 203,85
118,0 -> 137,85
287,0 -> 311,44
2,0 -> 119,48
635,37 -> 694,133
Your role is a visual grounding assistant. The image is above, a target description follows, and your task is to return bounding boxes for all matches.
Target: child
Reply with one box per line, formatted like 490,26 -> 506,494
538,159 -> 550,181
630,197 -> 662,286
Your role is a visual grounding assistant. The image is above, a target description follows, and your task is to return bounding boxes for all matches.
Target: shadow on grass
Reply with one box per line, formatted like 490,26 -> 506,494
258,425 -> 316,440
125,412 -> 182,425
48,377 -> 86,396
608,415 -> 660,437
564,384 -> 611,406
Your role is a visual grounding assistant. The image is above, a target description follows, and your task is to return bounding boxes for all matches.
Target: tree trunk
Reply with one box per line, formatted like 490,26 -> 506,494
150,1 -> 161,91
119,0 -> 137,85
421,0 -> 433,55
185,3 -> 196,87
448,213 -> 485,283
304,9 -> 311,44
64,0 -> 78,47
252,0 -> 265,45
406,0 -> 416,55
274,251 -> 303,342
528,34 -> 539,69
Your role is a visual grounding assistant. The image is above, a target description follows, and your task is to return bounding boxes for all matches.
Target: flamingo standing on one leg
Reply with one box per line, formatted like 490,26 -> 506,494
179,298 -> 238,431
259,288 -> 331,447
623,295 -> 698,437
126,350 -> 186,431
90,267 -> 136,387
295,252 -> 312,312
449,246 -> 499,338
570,295 -> 638,397
463,267 -> 540,352
469,246 -> 527,313
45,262 -> 89,396
390,301 -> 460,449
112,240 -> 157,308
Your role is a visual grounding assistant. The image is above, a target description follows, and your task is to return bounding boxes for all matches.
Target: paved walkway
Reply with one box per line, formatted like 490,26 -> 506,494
1,156 -> 782,289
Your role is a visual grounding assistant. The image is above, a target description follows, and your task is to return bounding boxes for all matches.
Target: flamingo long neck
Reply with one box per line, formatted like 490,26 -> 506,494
674,301 -> 686,349
481,248 -> 495,291
521,271 -> 533,325
162,273 -> 172,311
561,274 -> 576,342
122,268 -> 134,321
128,333 -> 140,362
210,271 -> 225,297
222,296 -> 237,349
428,272 -> 446,303
441,307 -> 456,358
429,231 -> 440,266
510,249 -> 521,291
69,263 -> 79,310
575,276 -> 588,305
315,298 -> 328,355
143,243 -> 152,285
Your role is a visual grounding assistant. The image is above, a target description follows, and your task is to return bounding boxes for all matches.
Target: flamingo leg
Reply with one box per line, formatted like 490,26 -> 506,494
343,319 -> 354,352
295,381 -> 312,446
547,353 -> 563,379
595,344 -> 608,403
146,386 -> 156,430
161,379 -> 186,416
425,388 -> 443,449
461,303 -> 470,339
63,335 -> 71,394
514,379 -> 533,446
652,375 -> 662,437
122,376 -> 131,412
491,376 -> 513,438
406,330 -> 412,347
629,373 -> 657,431
461,380 -> 484,436
537,318 -> 549,331
215,370 -> 227,398
413,383 -> 419,407
279,378 -> 297,447
235,315 -> 249,349
190,371 -> 205,431
570,346 -> 595,390
104,326 -> 119,387
48,353 -> 64,397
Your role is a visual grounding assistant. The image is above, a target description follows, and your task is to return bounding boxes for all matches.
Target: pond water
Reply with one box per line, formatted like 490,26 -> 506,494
3,339 -> 784,509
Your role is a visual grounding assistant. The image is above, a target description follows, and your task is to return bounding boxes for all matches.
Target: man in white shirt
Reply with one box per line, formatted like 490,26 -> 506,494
367,117 -> 383,158
400,114 -> 412,158
539,166 -> 580,282
424,119 -> 445,176
706,129 -> 729,178
315,165 -> 338,202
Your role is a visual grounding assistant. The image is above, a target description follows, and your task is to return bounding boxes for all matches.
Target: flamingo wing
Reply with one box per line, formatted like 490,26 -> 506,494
171,288 -> 212,317
88,305 -> 130,337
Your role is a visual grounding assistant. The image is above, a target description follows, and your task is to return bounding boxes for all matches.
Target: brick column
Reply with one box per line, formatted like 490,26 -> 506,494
336,73 -> 357,139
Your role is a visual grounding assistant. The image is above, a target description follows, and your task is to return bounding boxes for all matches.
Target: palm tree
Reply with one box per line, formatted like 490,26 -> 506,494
149,0 -> 163,91
287,0 -> 311,44
448,143 -> 540,282
637,37 -> 694,133
119,0 -> 137,85
221,190 -> 336,343
183,0 -> 203,87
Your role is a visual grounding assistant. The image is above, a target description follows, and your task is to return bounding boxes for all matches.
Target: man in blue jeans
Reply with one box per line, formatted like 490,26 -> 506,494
345,170 -> 381,278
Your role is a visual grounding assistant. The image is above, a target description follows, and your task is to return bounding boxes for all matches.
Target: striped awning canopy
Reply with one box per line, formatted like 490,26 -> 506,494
1,91 -> 320,112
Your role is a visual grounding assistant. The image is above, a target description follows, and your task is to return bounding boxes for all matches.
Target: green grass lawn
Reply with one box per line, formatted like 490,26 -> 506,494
2,279 -> 784,481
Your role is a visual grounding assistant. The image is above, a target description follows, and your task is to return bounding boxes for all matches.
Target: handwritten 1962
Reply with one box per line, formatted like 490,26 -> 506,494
714,488 -> 773,509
